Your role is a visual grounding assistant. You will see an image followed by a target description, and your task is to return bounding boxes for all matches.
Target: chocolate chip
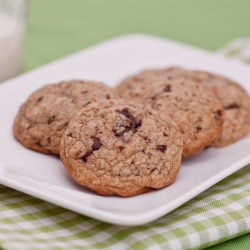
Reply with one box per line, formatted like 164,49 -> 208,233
136,121 -> 142,129
48,116 -> 56,124
214,110 -> 222,120
114,108 -> 141,136
196,126 -> 201,131
106,94 -> 110,99
92,137 -> 102,151
37,96 -> 43,102
81,152 -> 92,163
118,146 -> 125,151
225,103 -> 240,109
121,108 -> 141,133
81,137 -> 102,162
156,145 -> 167,152
164,85 -> 171,92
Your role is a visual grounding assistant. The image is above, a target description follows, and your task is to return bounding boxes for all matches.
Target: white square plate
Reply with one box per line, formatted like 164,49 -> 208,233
1,34 -> 250,226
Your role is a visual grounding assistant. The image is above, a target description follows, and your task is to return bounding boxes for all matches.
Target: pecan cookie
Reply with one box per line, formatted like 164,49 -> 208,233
13,80 -> 119,154
60,99 -> 183,197
186,70 -> 250,147
118,75 -> 224,156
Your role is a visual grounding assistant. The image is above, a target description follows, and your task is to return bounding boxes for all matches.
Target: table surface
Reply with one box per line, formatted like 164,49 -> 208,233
19,0 -> 250,249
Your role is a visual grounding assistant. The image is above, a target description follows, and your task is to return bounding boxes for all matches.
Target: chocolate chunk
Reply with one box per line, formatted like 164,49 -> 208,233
81,137 -> 102,162
81,152 -> 92,163
196,126 -> 201,131
164,85 -> 171,92
92,137 -> 102,151
121,108 -> 141,132
114,108 -> 141,137
118,146 -> 125,151
156,145 -> 167,152
48,115 -> 56,124
225,103 -> 240,109
214,110 -> 222,120
37,96 -> 43,102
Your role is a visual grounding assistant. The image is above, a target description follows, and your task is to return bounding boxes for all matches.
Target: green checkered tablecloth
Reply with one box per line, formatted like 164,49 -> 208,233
1,40 -> 250,250
0,166 -> 250,250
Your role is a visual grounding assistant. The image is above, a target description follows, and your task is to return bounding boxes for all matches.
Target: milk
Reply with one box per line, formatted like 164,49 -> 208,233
0,12 -> 25,82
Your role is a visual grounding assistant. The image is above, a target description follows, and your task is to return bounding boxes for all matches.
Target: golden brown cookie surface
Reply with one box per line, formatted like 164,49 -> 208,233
60,99 -> 183,197
13,80 -> 118,154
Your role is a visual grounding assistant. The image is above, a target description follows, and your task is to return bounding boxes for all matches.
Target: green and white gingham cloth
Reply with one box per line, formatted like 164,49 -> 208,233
1,40 -> 250,250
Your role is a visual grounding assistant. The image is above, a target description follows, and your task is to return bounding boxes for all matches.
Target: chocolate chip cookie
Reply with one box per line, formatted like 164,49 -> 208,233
186,70 -> 250,147
118,75 -> 224,156
13,80 -> 119,154
60,99 -> 183,197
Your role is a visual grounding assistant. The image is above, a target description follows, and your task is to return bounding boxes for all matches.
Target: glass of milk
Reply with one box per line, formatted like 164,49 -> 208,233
0,0 -> 28,83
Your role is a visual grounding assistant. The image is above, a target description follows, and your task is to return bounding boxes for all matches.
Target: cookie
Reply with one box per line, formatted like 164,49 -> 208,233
186,70 -> 250,147
60,99 -> 183,197
116,67 -> 185,101
119,76 -> 224,156
13,80 -> 119,154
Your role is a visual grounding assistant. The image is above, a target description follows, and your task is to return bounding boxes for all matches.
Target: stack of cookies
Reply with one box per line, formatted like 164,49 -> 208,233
13,67 -> 250,197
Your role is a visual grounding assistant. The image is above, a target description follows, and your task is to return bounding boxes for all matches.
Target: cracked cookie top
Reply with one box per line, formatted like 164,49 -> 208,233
60,99 -> 183,197
13,80 -> 119,154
